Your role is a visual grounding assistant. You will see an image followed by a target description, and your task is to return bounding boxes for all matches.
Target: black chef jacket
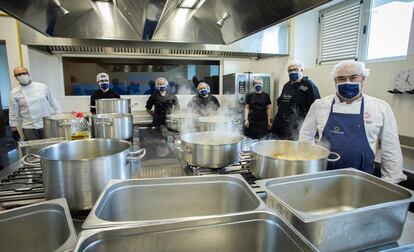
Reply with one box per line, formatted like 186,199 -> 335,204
272,76 -> 320,140
187,94 -> 220,116
90,89 -> 121,114
244,92 -> 271,139
146,91 -> 180,126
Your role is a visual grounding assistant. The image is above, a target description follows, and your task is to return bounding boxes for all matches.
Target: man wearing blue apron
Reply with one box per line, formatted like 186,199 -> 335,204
299,61 -> 406,184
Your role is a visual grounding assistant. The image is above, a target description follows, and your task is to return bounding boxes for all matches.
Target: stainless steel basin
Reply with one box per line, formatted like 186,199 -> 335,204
83,175 -> 265,229
257,168 -> 414,252
0,198 -> 77,252
76,211 -> 317,252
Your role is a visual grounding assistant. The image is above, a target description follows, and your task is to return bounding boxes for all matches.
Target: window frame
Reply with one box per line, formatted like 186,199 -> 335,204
317,0 -> 413,64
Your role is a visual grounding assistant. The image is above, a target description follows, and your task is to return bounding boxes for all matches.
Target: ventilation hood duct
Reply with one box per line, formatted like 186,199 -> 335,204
0,0 -> 331,45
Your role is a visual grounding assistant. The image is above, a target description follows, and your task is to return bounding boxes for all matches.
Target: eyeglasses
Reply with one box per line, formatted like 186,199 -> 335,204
335,75 -> 362,82
14,72 -> 28,77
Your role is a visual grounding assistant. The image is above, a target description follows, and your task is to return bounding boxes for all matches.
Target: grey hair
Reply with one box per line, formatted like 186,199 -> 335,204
197,82 -> 210,90
287,60 -> 304,71
331,60 -> 370,79
155,77 -> 168,87
252,78 -> 263,85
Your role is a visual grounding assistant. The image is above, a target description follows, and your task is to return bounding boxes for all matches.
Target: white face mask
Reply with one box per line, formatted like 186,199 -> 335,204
17,74 -> 31,85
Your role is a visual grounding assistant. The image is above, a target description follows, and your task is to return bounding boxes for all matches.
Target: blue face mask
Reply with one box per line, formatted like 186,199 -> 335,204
159,86 -> 167,92
337,82 -> 361,99
289,72 -> 300,82
199,89 -> 209,96
255,85 -> 263,92
100,83 -> 109,90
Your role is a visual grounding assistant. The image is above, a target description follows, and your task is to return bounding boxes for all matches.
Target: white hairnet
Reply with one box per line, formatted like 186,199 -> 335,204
197,82 -> 210,91
252,78 -> 263,85
287,60 -> 304,71
331,60 -> 370,79
155,77 -> 168,87
96,72 -> 109,82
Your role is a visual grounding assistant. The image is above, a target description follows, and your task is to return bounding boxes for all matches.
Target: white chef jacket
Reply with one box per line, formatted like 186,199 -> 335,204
9,81 -> 62,129
299,94 -> 406,183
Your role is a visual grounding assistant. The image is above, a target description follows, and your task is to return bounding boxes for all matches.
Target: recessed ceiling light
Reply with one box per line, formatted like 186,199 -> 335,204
179,0 -> 200,8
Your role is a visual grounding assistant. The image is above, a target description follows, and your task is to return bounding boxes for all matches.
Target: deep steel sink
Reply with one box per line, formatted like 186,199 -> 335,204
83,175 -> 265,229
257,168 -> 414,252
76,211 -> 317,252
0,198 -> 77,252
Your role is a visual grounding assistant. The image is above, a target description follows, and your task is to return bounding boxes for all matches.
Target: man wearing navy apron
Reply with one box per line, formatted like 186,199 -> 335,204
299,61 -> 406,183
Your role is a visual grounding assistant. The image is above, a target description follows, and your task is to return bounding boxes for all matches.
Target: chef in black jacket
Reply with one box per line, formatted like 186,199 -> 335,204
244,79 -> 272,139
90,72 -> 120,114
187,82 -> 220,116
272,60 -> 320,140
145,77 -> 180,126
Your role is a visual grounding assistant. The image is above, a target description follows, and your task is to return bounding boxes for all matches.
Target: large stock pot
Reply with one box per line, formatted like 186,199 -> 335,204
95,99 -> 131,114
181,131 -> 243,168
43,114 -> 89,140
166,113 -> 197,132
198,116 -> 241,132
21,139 -> 146,211
251,140 -> 340,179
92,113 -> 133,140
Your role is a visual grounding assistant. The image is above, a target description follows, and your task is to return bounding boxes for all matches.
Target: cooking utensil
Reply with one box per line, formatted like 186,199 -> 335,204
180,131 -> 243,168
165,112 -> 197,132
43,113 -> 91,140
76,211 -> 317,252
197,115 -> 241,132
21,139 -> 146,211
92,113 -> 133,141
94,98 -> 131,114
0,198 -> 77,252
250,140 -> 340,178
257,168 -> 414,252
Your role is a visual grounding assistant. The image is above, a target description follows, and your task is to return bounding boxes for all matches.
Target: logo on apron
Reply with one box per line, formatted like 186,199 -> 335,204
330,126 -> 344,134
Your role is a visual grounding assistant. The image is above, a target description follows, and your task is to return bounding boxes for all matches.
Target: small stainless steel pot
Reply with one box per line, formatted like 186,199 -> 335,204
21,139 -> 146,211
43,114 -> 88,139
92,113 -> 133,140
94,99 -> 131,114
251,140 -> 340,179
181,131 -> 243,168
166,113 -> 197,132
197,116 -> 241,132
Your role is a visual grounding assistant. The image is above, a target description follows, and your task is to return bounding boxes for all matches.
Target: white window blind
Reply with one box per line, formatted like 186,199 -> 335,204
319,0 -> 362,63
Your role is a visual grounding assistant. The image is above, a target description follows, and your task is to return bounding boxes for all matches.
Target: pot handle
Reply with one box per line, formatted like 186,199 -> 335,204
21,154 -> 41,166
127,148 -> 146,160
58,122 -> 73,127
95,121 -> 112,126
327,152 -> 341,162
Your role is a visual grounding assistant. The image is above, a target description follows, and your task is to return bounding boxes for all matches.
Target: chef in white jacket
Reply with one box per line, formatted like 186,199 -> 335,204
9,66 -> 62,140
299,61 -> 406,184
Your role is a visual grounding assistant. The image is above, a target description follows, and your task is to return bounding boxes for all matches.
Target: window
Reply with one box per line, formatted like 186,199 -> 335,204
62,58 -> 220,96
318,0 -> 414,63
0,41 -> 11,108
366,0 -> 414,60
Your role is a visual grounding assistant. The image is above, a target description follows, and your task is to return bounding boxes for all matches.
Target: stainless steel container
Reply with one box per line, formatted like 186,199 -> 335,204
83,175 -> 264,229
166,112 -> 197,132
95,98 -> 131,114
180,131 -> 243,168
0,198 -> 77,252
18,137 -> 65,162
198,115 -> 241,132
76,211 -> 318,252
21,139 -> 146,211
92,113 -> 133,140
257,168 -> 414,252
251,140 -> 339,178
43,114 -> 89,139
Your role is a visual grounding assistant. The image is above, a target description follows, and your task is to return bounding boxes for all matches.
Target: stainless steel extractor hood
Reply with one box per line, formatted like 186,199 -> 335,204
0,0 -> 331,45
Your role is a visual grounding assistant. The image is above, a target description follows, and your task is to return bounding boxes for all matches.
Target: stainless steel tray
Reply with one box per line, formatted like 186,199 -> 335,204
18,137 -> 66,162
83,174 -> 266,229
76,211 -> 317,252
256,168 -> 414,252
0,198 -> 77,252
